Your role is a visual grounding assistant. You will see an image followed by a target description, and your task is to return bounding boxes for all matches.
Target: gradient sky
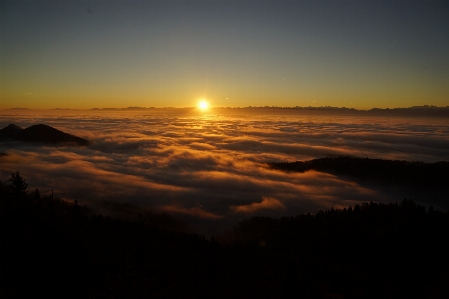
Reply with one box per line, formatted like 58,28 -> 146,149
1,0 -> 448,109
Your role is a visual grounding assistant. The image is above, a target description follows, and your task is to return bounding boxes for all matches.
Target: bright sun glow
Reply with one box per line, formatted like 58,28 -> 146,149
198,100 -> 209,111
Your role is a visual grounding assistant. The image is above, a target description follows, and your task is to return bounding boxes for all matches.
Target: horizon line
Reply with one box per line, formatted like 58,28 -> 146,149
3,105 -> 449,111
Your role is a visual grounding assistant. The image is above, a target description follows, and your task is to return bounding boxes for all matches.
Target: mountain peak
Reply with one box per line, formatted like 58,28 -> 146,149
0,124 -> 24,138
0,124 -> 89,146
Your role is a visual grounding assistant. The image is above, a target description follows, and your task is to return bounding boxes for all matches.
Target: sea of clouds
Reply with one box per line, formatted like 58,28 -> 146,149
1,111 -> 448,234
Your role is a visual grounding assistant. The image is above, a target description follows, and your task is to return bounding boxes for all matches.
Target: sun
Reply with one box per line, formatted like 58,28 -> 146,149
198,100 -> 209,111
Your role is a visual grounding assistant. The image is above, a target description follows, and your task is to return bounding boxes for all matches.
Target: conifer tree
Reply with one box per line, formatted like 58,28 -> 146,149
8,172 -> 28,198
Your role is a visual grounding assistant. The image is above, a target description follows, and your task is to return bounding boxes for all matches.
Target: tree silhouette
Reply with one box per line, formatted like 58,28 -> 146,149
33,188 -> 41,201
2,171 -> 449,298
8,172 -> 28,198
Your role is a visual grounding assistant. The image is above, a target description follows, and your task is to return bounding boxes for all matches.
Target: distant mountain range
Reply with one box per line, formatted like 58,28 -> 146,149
0,124 -> 89,146
86,105 -> 449,117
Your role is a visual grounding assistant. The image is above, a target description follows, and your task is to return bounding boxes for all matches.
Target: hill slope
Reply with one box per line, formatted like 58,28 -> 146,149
2,174 -> 448,298
0,124 -> 24,138
0,124 -> 89,145
269,156 -> 449,189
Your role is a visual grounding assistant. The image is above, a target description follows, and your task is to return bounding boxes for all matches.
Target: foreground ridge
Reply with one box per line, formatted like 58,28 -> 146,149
1,172 -> 448,298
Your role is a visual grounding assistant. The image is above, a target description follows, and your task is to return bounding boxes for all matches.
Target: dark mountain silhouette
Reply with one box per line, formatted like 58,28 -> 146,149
0,124 -> 24,138
270,156 -> 449,189
0,124 -> 89,145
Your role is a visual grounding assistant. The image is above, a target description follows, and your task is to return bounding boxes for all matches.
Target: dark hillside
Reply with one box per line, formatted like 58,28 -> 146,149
0,124 -> 23,138
0,124 -> 89,145
224,201 -> 449,298
1,173 -> 448,298
270,156 -> 449,189
0,174 -> 218,298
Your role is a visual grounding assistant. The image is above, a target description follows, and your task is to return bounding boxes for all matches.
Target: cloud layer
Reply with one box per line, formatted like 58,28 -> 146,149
1,111 -> 448,233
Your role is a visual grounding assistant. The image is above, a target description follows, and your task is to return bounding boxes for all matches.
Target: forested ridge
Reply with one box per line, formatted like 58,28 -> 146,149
269,156 -> 449,189
1,173 -> 448,298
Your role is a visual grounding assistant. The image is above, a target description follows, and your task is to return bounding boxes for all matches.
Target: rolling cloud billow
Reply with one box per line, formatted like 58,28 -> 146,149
1,111 -> 448,234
